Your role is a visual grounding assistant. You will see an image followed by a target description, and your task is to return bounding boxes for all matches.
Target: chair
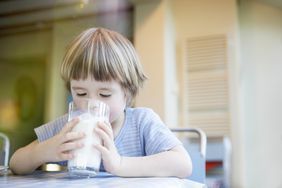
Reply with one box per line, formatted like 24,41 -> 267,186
0,132 -> 10,167
205,136 -> 232,188
171,128 -> 207,184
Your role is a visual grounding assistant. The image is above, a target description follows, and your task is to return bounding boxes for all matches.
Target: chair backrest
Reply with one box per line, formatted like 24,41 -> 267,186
0,132 -> 10,167
171,128 -> 207,184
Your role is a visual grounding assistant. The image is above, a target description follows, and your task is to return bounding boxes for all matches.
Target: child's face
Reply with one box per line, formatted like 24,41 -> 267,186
70,76 -> 127,127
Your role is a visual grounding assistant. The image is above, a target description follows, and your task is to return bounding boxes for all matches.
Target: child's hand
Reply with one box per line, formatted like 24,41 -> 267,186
94,122 -> 122,175
43,118 -> 85,162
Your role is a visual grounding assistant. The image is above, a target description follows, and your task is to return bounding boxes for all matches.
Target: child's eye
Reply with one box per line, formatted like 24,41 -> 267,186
77,93 -> 87,97
100,94 -> 111,98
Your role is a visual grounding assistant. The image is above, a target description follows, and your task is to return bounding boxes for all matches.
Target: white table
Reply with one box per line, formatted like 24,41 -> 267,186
0,170 -> 206,188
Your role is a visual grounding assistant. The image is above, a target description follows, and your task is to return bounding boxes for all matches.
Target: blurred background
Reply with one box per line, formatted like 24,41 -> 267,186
0,0 -> 281,187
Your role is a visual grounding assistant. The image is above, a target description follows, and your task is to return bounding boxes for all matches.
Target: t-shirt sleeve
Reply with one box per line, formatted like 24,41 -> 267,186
34,114 -> 68,142
140,109 -> 182,155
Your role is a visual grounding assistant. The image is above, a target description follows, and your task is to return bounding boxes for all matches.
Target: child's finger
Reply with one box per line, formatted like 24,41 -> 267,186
62,131 -> 85,143
61,118 -> 79,134
94,127 -> 113,149
97,122 -> 114,140
59,141 -> 84,152
59,152 -> 74,161
93,144 -> 108,157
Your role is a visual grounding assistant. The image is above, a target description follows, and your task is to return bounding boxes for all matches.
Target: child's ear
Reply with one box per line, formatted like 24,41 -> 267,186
124,90 -> 132,107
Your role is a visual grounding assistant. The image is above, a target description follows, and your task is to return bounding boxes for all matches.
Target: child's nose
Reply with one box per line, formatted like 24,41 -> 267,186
87,97 -> 95,101
88,95 -> 98,101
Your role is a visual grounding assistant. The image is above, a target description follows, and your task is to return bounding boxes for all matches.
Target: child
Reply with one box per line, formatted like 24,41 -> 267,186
9,28 -> 192,178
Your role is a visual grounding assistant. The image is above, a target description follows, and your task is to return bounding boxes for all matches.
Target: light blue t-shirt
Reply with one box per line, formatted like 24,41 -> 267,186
34,107 -> 182,170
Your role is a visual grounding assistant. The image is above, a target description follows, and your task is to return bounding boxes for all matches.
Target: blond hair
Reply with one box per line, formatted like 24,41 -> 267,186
61,28 -> 147,105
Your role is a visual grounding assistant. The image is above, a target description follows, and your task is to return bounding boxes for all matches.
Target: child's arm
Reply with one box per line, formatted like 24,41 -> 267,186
118,146 -> 191,178
9,118 -> 84,175
94,122 -> 192,178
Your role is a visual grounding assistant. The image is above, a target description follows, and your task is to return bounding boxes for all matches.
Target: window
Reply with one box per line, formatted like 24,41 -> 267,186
184,35 -> 230,137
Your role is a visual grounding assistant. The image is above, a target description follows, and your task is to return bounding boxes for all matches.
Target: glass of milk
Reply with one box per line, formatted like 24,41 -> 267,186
67,99 -> 109,177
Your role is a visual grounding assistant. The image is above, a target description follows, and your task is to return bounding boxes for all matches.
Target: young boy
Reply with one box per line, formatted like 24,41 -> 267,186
9,27 -> 192,178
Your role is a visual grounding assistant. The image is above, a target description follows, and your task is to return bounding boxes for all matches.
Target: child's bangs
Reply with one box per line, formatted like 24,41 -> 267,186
69,46 -> 125,84
89,50 -> 121,82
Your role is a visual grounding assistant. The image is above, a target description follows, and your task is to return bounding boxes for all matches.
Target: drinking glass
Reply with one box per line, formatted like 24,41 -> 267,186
67,99 -> 109,177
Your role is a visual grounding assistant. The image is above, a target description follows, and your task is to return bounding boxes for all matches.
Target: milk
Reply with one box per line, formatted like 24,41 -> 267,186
68,114 -> 104,176
67,100 -> 109,177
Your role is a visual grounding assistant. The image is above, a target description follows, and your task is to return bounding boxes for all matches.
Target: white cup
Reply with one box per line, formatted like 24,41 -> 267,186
67,99 -> 109,177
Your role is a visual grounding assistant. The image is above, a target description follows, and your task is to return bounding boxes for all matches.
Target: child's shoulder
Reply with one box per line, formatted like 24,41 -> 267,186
126,107 -> 159,120
127,107 -> 154,114
125,107 -> 165,132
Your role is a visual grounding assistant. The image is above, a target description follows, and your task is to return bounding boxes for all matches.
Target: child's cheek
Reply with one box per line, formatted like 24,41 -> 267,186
109,113 -> 113,123
109,110 -> 117,124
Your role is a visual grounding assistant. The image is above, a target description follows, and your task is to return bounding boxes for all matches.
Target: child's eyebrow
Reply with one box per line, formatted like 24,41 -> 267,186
72,86 -> 86,90
99,87 -> 113,91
